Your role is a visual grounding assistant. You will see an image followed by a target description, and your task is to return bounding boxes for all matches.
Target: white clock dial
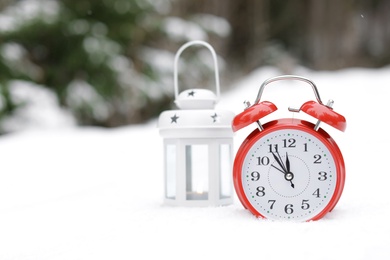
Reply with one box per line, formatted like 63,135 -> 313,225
242,129 -> 337,221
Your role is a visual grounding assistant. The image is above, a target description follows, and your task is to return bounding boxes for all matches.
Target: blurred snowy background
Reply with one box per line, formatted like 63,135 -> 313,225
1,0 -> 390,132
1,1 -> 390,259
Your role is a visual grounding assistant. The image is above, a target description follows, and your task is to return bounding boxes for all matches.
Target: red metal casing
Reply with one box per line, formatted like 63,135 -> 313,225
233,118 -> 346,221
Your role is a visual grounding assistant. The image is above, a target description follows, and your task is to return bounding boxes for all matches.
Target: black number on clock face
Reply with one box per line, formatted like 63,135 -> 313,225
257,156 -> 270,166
242,129 -> 337,221
283,138 -> 296,148
251,171 -> 260,181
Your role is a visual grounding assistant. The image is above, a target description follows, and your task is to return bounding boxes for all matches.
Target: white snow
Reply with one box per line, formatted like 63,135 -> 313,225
192,14 -> 231,37
2,80 -> 76,132
0,0 -> 60,33
0,43 -> 43,81
66,79 -> 111,122
163,16 -> 208,42
1,66 -> 390,259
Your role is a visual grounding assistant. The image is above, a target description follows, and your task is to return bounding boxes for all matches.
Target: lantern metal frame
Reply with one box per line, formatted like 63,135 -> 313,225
158,40 -> 234,207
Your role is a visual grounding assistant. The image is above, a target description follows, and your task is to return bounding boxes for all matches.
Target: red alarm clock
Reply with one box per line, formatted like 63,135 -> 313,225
232,75 -> 346,221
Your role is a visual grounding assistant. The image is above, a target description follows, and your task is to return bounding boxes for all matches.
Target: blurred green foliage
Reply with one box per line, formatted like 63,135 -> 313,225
0,0 -> 172,129
2,0 -> 389,132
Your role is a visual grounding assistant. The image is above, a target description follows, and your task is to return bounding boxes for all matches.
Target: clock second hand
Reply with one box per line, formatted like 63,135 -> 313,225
271,164 -> 285,174
271,151 -> 295,188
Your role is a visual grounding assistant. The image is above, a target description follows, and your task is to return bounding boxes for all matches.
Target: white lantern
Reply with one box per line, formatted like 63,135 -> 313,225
158,41 -> 235,207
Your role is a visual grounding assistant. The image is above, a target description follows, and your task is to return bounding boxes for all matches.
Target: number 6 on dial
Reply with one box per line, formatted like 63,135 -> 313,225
232,75 -> 346,221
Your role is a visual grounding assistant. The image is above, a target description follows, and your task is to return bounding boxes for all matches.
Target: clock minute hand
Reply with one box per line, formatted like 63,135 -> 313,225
271,151 -> 287,173
272,151 -> 295,188
285,152 -> 295,188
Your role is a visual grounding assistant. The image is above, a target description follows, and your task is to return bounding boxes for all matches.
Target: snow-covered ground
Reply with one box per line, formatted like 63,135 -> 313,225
1,66 -> 390,260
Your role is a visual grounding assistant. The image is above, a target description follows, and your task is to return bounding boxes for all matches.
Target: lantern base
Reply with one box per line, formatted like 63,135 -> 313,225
163,196 -> 233,207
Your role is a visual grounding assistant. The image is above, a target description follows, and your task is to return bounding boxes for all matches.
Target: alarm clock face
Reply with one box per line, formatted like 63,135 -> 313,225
235,123 -> 343,221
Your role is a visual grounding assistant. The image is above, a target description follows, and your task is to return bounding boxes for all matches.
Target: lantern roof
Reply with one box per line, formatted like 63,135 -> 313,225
175,88 -> 217,110
158,108 -> 234,138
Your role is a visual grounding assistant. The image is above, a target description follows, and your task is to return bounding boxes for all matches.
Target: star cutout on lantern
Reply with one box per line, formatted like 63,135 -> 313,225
187,90 -> 195,97
211,113 -> 219,123
170,114 -> 179,124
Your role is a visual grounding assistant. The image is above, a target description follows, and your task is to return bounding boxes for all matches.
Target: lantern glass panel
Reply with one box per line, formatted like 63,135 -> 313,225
185,145 -> 209,200
165,144 -> 176,199
219,144 -> 232,199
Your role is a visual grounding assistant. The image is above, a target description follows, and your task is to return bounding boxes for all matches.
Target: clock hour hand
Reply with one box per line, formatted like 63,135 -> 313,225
271,151 -> 287,173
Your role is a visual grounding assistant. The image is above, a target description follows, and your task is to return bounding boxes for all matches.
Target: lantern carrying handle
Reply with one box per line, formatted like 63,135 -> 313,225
174,40 -> 220,101
254,75 -> 324,105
